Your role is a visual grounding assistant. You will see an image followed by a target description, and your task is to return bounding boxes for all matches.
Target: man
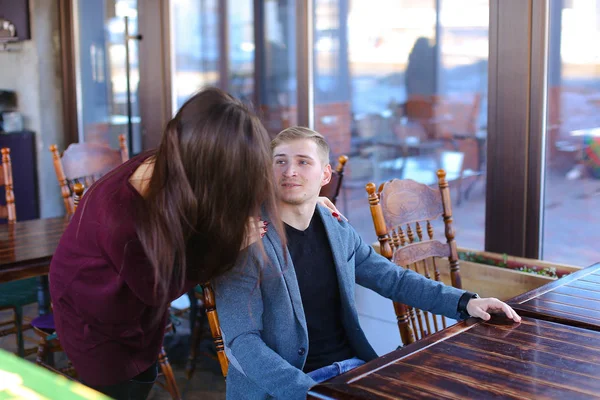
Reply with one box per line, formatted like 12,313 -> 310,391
214,127 -> 521,400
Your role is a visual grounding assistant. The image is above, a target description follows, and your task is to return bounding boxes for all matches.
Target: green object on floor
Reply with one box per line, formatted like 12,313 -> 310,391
0,349 -> 111,400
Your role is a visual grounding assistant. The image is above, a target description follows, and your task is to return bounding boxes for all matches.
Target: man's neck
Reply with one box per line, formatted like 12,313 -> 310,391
279,200 -> 318,231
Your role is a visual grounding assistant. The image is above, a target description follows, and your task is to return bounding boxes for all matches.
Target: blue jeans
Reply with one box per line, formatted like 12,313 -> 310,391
307,357 -> 366,383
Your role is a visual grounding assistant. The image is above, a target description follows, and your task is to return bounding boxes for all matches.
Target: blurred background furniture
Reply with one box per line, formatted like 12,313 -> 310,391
49,134 -> 129,215
0,131 -> 39,221
318,155 -> 349,205
0,146 -> 38,358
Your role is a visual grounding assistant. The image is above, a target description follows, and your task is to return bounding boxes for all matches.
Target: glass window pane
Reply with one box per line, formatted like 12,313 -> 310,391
228,0 -> 254,103
258,0 -> 297,136
170,0 -> 220,113
543,0 -> 600,266
74,0 -> 142,153
313,0 -> 488,252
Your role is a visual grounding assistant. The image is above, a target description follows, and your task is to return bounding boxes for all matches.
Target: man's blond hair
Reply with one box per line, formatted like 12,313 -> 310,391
271,126 -> 330,166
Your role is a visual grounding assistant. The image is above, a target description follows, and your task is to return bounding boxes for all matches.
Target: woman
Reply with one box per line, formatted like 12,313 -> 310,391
49,88 -> 340,399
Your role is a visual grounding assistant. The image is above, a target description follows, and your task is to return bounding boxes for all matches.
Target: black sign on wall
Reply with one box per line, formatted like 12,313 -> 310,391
0,0 -> 31,41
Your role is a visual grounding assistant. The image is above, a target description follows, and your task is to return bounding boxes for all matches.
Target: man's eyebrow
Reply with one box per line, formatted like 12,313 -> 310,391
273,154 -> 315,160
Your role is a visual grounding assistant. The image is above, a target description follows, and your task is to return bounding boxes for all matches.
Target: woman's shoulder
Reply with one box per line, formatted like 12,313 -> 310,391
76,153 -> 153,230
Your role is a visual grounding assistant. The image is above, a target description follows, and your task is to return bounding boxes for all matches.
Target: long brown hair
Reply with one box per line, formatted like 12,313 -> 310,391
136,87 -> 283,313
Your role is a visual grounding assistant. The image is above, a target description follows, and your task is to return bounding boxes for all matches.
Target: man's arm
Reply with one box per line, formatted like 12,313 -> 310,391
213,251 -> 316,400
350,228 -> 465,319
349,228 -> 521,322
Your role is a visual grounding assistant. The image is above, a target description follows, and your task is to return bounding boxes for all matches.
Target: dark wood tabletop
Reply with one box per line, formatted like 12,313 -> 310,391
508,262 -> 600,332
0,216 -> 70,283
308,316 -> 600,399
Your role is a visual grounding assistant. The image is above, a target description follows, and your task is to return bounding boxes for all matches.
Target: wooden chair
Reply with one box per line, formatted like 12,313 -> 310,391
158,321 -> 182,400
319,155 -> 349,205
366,169 -> 462,346
186,282 -> 228,380
50,134 -> 129,215
0,148 -> 16,223
32,183 -> 181,399
404,95 -> 442,140
0,147 -> 39,358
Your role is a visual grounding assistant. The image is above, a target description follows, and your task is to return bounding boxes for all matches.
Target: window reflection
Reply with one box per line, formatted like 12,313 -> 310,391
228,0 -> 254,103
170,0 -> 219,112
543,0 -> 600,265
313,0 -> 488,251
74,0 -> 141,152
258,0 -> 297,136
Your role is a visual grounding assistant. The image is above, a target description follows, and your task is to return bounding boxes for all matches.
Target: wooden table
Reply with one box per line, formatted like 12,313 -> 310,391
508,262 -> 600,332
0,216 -> 71,313
0,348 -> 110,399
308,316 -> 600,399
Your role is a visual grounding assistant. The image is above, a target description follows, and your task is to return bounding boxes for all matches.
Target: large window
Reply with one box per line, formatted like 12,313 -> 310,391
313,0 -> 488,253
170,0 -> 219,112
73,0 -> 142,152
543,0 -> 600,266
170,0 -> 254,111
256,0 -> 298,136
311,0 -> 489,356
228,0 -> 255,103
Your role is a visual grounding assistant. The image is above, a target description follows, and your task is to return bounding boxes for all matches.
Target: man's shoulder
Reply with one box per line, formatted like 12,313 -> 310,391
315,205 -> 356,239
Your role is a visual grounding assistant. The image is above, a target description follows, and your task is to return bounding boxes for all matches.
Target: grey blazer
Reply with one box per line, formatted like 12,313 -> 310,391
213,205 -> 466,400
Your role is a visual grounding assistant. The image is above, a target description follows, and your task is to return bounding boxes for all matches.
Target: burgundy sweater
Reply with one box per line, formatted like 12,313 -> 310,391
49,152 -> 192,386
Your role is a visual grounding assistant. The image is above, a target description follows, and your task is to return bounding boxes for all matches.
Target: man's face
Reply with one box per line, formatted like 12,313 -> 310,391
273,139 -> 331,206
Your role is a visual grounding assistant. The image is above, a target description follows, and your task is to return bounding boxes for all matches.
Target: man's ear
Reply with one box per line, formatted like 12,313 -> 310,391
321,164 -> 332,187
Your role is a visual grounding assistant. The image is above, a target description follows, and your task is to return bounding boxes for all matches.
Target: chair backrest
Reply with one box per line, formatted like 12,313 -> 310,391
50,135 -> 129,215
72,183 -> 85,211
434,93 -> 482,137
319,155 -> 349,205
405,95 -> 439,139
365,169 -> 461,346
0,148 -> 16,223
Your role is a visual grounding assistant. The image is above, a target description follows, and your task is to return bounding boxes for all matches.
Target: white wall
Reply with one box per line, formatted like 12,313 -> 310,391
0,0 -> 65,218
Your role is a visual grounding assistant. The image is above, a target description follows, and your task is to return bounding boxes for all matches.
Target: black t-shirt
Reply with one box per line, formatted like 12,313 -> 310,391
284,211 -> 355,372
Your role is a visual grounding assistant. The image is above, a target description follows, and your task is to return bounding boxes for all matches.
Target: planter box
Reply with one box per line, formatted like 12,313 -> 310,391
433,248 -> 582,301
372,243 -> 582,301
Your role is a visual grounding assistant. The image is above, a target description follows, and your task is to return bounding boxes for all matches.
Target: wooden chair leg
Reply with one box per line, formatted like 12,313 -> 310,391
185,312 -> 204,380
14,306 -> 25,357
203,283 -> 229,378
62,360 -> 77,378
35,335 -> 48,366
187,289 -> 198,334
158,346 -> 181,400
393,302 -> 415,346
